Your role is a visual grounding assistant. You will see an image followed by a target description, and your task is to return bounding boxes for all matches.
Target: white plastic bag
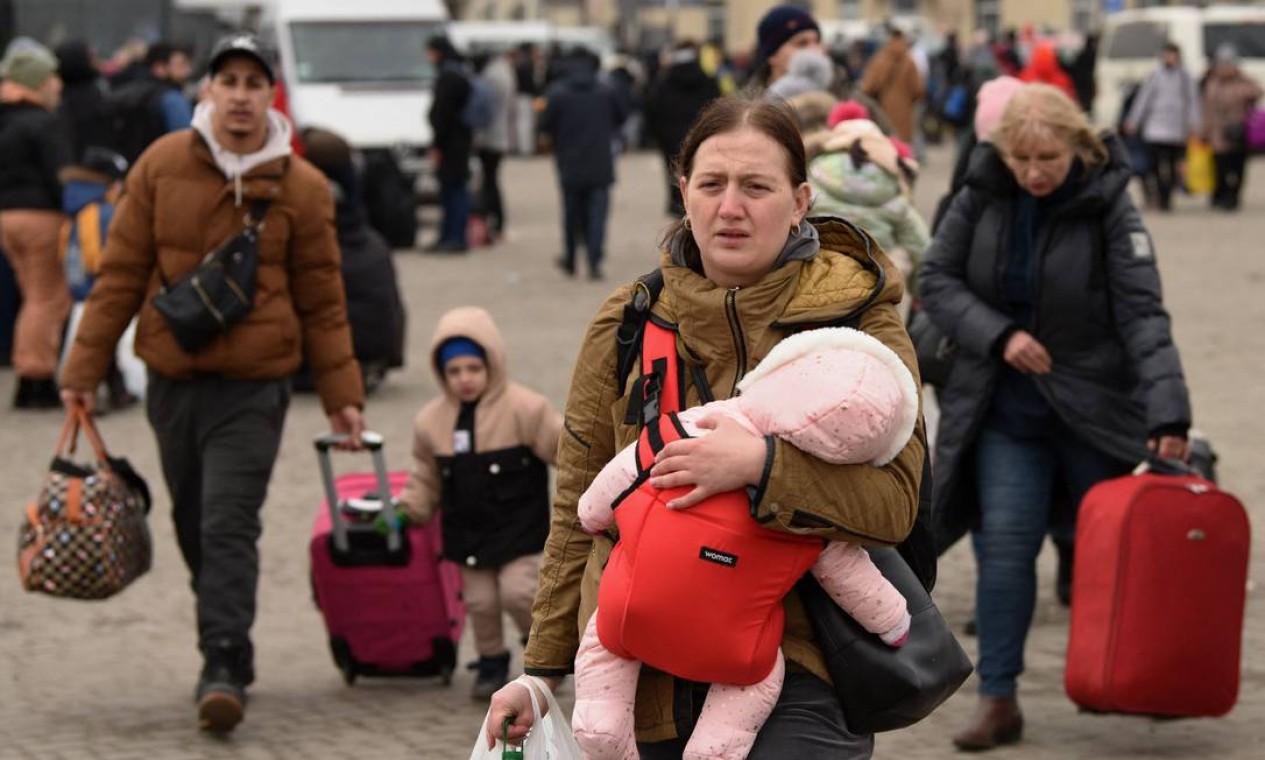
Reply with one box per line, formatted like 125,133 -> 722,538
470,675 -> 583,760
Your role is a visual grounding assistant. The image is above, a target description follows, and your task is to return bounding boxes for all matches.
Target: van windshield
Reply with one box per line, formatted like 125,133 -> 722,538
1105,21 -> 1169,60
290,22 -> 441,84
1205,23 -> 1265,60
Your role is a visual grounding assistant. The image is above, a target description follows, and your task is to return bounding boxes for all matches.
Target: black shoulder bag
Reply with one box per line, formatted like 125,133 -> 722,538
152,199 -> 272,353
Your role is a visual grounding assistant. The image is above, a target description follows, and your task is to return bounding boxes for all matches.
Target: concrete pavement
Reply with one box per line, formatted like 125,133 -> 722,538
1,143 -> 1262,759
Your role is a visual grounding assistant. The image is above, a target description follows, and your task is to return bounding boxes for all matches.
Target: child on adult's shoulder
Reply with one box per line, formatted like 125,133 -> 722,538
394,306 -> 562,700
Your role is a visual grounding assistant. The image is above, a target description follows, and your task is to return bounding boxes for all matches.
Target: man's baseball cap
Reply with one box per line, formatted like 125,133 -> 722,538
208,33 -> 275,83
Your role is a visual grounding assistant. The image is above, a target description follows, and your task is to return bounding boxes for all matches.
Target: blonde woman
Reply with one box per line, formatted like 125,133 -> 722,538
919,84 -> 1191,751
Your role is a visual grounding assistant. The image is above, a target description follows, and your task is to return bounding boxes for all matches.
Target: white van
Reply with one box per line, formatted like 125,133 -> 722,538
1093,4 -> 1265,128
272,0 -> 448,180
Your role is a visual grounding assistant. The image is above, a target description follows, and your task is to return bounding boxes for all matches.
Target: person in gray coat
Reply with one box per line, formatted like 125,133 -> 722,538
1123,41 -> 1200,211
919,84 -> 1191,752
475,50 -> 516,239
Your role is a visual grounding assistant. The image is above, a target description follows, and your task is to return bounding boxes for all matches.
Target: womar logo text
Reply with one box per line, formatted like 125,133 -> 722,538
699,547 -> 738,568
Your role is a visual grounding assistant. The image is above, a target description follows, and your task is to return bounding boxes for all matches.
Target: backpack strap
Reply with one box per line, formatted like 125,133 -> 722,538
615,268 -> 666,394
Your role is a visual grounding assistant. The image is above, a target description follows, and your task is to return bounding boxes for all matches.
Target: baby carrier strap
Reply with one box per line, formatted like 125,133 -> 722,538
633,320 -> 687,474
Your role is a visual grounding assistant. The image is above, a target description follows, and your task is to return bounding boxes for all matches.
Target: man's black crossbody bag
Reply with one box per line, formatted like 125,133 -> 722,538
152,199 -> 272,353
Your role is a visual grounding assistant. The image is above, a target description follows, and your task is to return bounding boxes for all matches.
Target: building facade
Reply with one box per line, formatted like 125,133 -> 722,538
461,0 -> 1258,54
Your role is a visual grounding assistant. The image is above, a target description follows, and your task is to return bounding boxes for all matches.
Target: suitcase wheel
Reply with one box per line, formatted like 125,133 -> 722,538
330,636 -> 358,686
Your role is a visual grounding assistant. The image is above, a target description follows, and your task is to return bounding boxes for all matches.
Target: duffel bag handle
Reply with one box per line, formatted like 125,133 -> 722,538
55,404 -> 111,464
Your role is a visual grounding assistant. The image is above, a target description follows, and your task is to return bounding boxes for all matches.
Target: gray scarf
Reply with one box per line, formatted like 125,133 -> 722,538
668,220 -> 821,271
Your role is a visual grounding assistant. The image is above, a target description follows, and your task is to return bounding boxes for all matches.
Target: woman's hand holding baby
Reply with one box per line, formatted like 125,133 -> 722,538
649,416 -> 767,510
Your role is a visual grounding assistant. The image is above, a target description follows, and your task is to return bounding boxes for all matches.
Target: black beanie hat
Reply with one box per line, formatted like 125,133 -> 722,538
757,5 -> 821,60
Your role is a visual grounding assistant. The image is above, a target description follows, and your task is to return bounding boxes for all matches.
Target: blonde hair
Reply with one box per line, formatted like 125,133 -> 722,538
994,83 -> 1108,167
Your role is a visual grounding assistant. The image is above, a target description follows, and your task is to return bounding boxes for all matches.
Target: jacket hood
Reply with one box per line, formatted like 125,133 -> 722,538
663,60 -> 712,90
1025,42 -> 1063,79
192,102 -> 294,195
810,152 -> 903,208
54,40 -> 97,86
61,179 -> 108,214
428,306 -> 509,402
963,132 -> 1132,214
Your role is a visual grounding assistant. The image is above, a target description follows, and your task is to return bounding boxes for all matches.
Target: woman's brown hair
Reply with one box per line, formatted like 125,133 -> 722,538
661,96 -> 808,271
994,83 -> 1109,167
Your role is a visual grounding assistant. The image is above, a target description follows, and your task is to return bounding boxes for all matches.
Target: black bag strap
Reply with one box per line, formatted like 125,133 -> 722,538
156,199 -> 273,290
614,268 -> 665,395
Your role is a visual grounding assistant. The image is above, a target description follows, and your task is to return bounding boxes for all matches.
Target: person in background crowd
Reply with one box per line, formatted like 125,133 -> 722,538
1124,41 -> 1200,212
396,306 -> 561,700
860,28 -> 925,144
766,46 -> 836,102
57,146 -> 136,411
60,33 -> 366,734
1018,40 -> 1076,102
920,84 -> 1191,751
107,40 -> 194,165
748,4 -> 823,92
487,95 -> 924,759
475,50 -> 516,240
0,43 -> 70,409
1200,44 -> 1262,212
54,40 -> 113,160
807,117 -> 929,319
301,127 -> 407,393
1069,33 -> 1098,114
512,43 -> 541,155
993,29 -> 1022,77
645,40 -> 721,217
426,35 -> 473,253
540,49 -> 629,281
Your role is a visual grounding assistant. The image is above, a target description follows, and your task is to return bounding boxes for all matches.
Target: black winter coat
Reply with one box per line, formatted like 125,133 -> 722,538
0,102 -> 70,211
429,61 -> 473,184
919,135 -> 1190,548
336,203 -> 406,368
540,66 -> 629,187
645,60 -> 720,161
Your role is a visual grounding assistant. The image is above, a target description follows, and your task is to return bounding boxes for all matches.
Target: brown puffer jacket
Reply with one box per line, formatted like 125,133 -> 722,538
399,307 -> 562,565
523,218 -> 926,742
60,130 -> 363,414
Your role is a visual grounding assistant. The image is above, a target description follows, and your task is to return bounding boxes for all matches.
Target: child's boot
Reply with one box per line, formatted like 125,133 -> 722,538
471,652 -> 511,700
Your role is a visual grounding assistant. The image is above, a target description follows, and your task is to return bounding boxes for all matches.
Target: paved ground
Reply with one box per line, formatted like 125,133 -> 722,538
1,142 -> 1262,759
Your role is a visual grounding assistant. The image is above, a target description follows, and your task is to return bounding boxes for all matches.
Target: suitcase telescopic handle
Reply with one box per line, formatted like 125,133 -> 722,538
1135,456 -> 1197,478
313,431 -> 401,555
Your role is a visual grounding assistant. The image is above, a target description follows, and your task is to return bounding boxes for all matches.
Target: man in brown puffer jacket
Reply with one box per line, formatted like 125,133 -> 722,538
59,34 -> 366,735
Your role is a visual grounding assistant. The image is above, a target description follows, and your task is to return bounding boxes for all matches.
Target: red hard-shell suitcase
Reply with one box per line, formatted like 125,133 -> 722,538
309,433 -> 465,685
1065,462 -> 1250,717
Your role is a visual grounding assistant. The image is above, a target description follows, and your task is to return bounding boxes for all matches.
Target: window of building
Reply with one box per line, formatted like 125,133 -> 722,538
975,0 -> 1000,38
1104,21 -> 1168,60
893,0 -> 918,13
1071,0 -> 1095,33
838,0 -> 861,21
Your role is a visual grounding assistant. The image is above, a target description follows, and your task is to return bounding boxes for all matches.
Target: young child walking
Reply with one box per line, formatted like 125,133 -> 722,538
397,306 -> 562,699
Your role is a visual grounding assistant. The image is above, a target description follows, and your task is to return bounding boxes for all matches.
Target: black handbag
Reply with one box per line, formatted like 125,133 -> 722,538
152,199 -> 272,353
907,304 -> 956,388
799,547 -> 974,734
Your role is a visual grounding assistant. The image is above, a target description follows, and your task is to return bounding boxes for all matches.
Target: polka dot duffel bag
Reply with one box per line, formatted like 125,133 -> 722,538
17,406 -> 152,600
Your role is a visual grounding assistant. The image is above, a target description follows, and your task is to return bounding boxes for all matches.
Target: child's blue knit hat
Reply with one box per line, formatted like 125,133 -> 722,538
438,337 -> 486,368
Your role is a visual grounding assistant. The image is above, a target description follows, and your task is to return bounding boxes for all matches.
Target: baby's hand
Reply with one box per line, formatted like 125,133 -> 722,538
879,611 -> 912,648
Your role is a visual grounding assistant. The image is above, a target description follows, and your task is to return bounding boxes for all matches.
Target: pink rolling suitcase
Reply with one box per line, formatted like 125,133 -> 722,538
309,432 -> 465,685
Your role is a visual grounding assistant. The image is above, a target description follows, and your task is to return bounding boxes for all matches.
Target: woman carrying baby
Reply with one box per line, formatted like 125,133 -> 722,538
486,96 -> 925,759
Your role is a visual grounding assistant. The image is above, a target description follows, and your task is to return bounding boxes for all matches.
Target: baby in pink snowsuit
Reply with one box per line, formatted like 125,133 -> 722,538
573,326 -> 922,760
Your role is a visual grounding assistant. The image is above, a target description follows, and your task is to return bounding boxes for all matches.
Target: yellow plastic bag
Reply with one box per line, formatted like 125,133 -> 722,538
1186,139 -> 1215,195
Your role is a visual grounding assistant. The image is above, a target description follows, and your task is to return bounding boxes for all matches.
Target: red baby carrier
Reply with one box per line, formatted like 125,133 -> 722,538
595,319 -> 823,685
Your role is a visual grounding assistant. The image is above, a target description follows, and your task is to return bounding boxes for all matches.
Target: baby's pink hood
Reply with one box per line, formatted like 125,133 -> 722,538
735,327 -> 919,466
